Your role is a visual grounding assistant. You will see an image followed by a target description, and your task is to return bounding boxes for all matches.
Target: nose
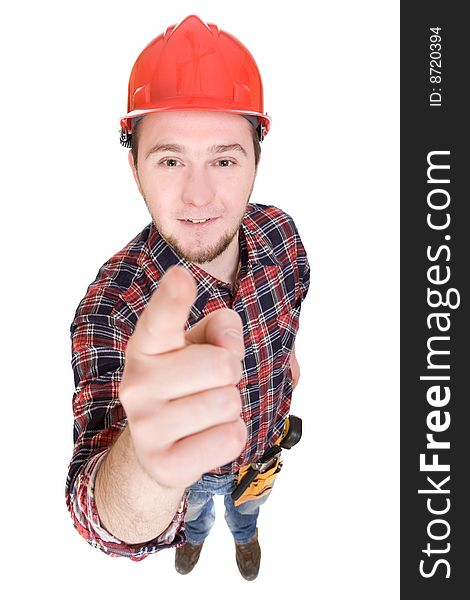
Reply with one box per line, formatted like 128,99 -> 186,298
181,165 -> 215,207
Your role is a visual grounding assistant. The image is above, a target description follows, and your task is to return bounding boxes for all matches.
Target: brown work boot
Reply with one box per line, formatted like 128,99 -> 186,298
235,528 -> 261,580
175,540 -> 204,574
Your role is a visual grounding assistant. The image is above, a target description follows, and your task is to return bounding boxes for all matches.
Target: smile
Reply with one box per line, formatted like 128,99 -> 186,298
178,217 -> 219,226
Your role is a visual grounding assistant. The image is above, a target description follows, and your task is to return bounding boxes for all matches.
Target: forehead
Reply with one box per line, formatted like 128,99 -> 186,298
137,110 -> 251,137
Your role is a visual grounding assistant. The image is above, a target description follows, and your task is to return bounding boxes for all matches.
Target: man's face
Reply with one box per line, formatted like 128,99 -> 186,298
129,110 -> 257,264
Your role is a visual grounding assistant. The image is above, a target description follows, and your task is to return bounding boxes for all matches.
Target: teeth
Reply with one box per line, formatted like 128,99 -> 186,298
187,218 -> 209,223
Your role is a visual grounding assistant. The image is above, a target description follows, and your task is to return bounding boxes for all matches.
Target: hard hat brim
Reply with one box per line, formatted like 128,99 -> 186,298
120,104 -> 271,137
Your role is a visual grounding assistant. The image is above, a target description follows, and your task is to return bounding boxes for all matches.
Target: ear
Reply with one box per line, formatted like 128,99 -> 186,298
128,150 -> 143,196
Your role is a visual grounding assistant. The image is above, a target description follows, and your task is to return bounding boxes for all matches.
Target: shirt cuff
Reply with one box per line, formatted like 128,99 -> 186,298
69,449 -> 188,560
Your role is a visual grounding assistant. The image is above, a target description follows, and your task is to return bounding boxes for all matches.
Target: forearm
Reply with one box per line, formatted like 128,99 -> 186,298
94,424 -> 186,545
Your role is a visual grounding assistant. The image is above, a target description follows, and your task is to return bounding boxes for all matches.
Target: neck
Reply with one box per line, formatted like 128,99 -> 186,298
195,233 -> 240,286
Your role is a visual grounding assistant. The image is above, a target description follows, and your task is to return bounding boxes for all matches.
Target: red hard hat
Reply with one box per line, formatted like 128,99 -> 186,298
120,14 -> 271,147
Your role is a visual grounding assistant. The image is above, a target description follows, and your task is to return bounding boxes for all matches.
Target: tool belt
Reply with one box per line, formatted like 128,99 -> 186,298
231,415 -> 302,507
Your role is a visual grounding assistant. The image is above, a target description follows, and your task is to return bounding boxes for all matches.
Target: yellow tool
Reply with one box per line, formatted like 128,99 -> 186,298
231,415 -> 302,507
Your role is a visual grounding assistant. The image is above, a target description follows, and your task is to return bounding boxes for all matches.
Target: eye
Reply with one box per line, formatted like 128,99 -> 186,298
159,158 -> 181,168
216,159 -> 235,167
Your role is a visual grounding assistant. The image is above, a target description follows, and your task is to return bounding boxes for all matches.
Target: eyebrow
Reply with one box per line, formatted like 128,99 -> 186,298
146,143 -> 247,160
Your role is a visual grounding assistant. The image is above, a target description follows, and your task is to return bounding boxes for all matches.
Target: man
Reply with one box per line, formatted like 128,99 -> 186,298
65,14 -> 310,581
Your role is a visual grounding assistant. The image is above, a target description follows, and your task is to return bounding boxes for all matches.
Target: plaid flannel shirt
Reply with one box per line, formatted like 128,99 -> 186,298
65,202 -> 310,560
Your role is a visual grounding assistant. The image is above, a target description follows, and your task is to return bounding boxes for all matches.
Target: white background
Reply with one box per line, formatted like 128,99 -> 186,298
1,1 -> 399,597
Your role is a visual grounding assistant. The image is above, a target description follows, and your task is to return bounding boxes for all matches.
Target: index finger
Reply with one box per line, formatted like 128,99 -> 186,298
129,265 -> 197,356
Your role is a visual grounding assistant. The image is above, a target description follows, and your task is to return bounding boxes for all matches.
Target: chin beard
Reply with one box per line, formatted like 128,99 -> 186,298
161,227 -> 237,263
143,187 -> 253,264
151,213 -> 245,263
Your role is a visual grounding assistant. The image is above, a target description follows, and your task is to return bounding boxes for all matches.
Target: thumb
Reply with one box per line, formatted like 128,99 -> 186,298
129,265 -> 197,356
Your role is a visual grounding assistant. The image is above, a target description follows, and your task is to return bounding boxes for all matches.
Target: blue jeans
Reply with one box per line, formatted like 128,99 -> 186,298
184,472 -> 273,545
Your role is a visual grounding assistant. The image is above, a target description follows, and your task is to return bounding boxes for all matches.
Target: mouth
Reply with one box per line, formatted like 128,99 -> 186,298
178,217 -> 220,227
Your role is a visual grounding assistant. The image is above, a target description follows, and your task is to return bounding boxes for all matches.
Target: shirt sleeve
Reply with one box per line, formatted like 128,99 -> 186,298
298,253 -> 310,304
291,217 -> 310,305
68,449 -> 188,560
65,310 -> 188,560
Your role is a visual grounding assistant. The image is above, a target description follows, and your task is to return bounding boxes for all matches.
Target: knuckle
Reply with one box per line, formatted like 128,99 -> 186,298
219,388 -> 241,420
130,413 -> 160,447
214,349 -> 242,383
227,419 -> 247,453
192,394 -> 210,422
125,331 -> 144,358
118,381 -> 140,411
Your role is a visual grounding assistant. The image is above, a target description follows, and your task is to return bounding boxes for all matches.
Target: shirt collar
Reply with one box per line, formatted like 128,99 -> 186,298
240,218 -> 280,268
148,211 -> 280,270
